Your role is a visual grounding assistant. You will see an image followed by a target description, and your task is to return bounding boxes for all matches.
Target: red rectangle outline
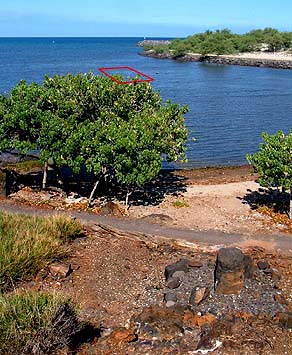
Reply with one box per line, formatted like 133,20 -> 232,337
98,66 -> 154,84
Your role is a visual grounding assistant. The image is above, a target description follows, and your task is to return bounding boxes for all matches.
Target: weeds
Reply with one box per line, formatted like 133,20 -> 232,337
172,200 -> 190,208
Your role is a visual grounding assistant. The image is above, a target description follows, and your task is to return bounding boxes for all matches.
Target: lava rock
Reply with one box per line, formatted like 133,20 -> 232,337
164,292 -> 177,303
188,260 -> 203,268
134,305 -> 189,342
167,277 -> 181,289
189,287 -> 210,306
277,312 -> 292,329
257,260 -> 270,270
215,248 -> 246,295
243,254 -> 255,279
109,327 -> 136,344
165,259 -> 189,280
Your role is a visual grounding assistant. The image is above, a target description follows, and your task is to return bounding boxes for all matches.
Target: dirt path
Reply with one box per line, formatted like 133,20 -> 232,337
1,199 -> 291,252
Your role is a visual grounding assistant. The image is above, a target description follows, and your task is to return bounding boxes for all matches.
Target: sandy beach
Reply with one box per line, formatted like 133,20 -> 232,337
222,51 -> 292,61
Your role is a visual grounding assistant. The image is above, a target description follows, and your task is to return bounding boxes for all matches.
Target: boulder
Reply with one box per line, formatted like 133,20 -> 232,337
49,262 -> 72,278
215,248 -> 247,294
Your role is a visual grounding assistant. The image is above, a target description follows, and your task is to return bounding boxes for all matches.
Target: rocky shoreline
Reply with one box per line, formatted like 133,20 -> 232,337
141,50 -> 292,69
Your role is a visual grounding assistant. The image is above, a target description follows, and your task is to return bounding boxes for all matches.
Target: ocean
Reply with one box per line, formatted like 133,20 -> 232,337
1,37 -> 292,168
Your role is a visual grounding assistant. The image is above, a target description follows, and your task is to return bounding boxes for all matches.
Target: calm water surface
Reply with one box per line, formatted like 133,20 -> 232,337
1,37 -> 292,168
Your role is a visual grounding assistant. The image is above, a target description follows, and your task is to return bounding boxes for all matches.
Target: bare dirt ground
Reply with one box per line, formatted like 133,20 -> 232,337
129,166 -> 288,237
6,165 -> 292,354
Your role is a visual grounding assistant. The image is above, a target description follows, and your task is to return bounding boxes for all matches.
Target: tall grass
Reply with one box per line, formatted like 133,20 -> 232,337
0,212 -> 82,290
0,292 -> 79,355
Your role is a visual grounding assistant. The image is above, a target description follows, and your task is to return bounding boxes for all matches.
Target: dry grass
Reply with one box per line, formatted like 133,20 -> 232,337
0,292 -> 79,355
0,212 -> 82,291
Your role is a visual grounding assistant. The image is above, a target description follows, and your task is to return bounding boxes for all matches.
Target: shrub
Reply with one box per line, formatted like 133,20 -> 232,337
0,213 -> 82,290
0,292 -> 79,355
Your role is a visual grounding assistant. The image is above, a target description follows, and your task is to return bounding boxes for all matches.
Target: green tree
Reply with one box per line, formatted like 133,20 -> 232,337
246,130 -> 292,218
0,73 -> 188,205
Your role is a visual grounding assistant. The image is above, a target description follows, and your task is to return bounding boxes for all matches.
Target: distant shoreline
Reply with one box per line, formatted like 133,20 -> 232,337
141,50 -> 292,69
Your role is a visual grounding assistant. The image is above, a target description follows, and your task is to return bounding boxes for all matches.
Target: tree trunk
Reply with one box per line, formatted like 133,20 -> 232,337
290,188 -> 292,220
42,161 -> 48,190
125,190 -> 133,211
88,180 -> 100,206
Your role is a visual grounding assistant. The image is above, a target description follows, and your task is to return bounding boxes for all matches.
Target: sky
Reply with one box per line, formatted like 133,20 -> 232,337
1,0 -> 292,37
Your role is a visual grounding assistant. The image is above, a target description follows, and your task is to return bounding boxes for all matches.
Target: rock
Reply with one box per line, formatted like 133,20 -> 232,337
276,312 -> 292,329
243,255 -> 255,279
109,327 -> 136,344
257,260 -> 270,270
141,213 -> 173,225
165,259 -> 189,280
172,270 -> 186,278
183,310 -> 199,328
262,267 -> 282,282
167,277 -> 181,289
188,260 -> 203,268
274,293 -> 288,306
215,248 -> 246,294
165,300 -> 176,308
134,305 -> 186,341
164,292 -> 177,304
35,268 -> 49,281
189,287 -> 210,306
49,262 -> 72,278
100,202 -> 124,217
196,313 -> 217,328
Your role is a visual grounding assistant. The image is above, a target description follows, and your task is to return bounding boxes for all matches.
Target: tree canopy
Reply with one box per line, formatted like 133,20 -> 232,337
0,73 -> 188,198
247,130 -> 292,218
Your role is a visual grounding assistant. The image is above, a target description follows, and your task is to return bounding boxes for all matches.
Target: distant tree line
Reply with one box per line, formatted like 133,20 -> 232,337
144,28 -> 292,57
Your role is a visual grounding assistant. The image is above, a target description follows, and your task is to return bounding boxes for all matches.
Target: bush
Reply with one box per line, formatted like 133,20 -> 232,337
145,28 -> 292,56
0,74 -> 188,201
0,292 -> 79,355
247,130 -> 292,218
0,213 -> 82,290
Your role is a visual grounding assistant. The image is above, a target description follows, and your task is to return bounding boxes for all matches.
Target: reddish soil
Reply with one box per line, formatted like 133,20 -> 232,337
7,165 -> 292,354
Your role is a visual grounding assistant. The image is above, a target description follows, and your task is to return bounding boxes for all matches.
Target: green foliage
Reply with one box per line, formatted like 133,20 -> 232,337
0,212 -> 82,290
246,130 -> 292,191
0,292 -> 79,355
144,28 -> 292,56
0,73 -> 188,190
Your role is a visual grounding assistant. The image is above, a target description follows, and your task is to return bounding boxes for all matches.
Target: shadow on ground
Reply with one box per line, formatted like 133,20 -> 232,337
238,185 -> 289,215
6,165 -> 188,207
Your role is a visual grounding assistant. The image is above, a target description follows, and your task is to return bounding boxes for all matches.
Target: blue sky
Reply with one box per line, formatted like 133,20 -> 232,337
1,0 -> 292,37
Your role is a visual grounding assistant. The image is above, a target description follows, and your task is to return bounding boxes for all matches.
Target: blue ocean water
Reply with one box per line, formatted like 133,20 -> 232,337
1,37 -> 292,168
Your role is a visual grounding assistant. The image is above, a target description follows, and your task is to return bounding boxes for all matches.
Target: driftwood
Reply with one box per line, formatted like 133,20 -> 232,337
86,223 -> 213,253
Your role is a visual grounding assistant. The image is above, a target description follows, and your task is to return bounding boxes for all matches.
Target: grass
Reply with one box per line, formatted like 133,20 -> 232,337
172,200 -> 190,208
0,292 -> 79,355
0,212 -> 82,291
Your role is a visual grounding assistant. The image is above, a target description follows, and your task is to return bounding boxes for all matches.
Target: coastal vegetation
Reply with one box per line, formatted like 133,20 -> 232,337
0,212 -> 81,291
0,292 -> 78,355
0,73 -> 188,204
0,212 -> 82,354
247,130 -> 292,218
143,28 -> 292,56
